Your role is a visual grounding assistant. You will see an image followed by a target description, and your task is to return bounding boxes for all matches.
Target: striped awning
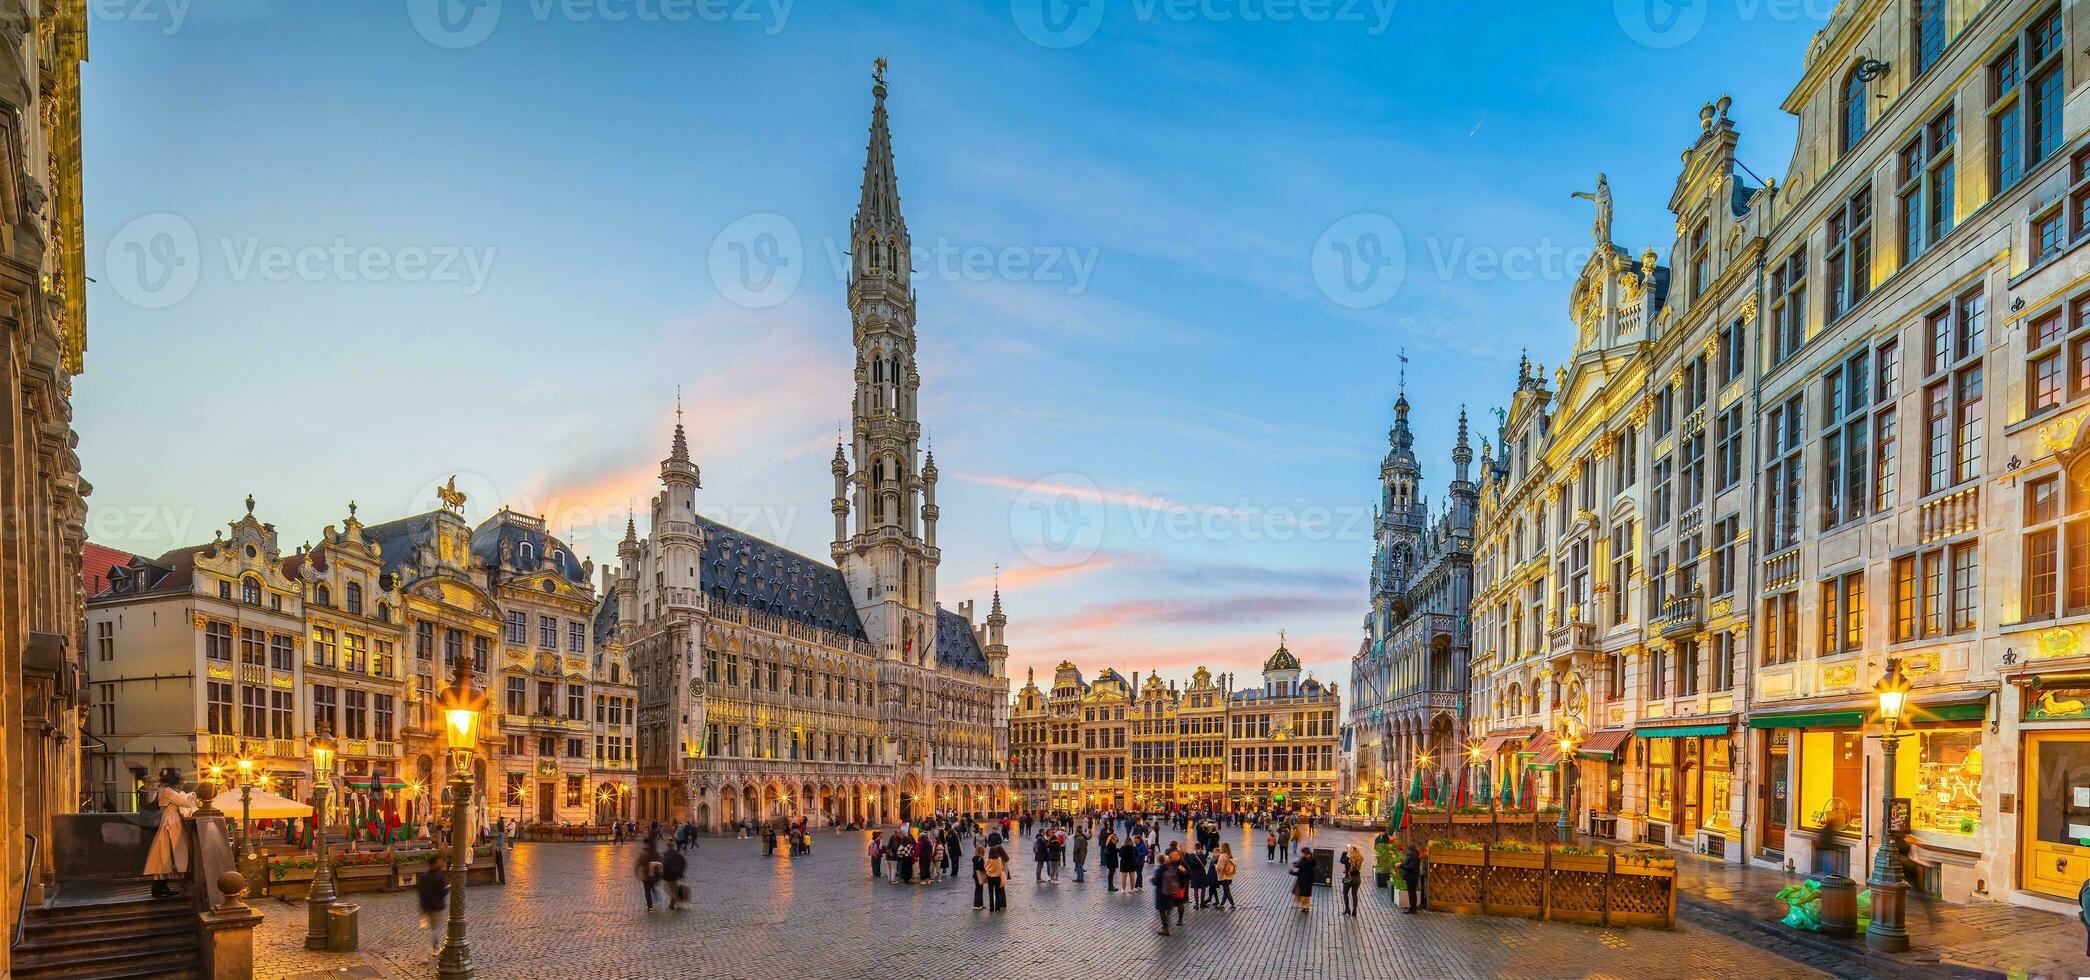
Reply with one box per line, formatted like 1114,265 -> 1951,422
1634,715 -> 1734,739
1575,729 -> 1632,760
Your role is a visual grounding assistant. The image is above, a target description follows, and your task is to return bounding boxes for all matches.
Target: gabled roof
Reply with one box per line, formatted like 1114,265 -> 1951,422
83,543 -> 135,597
934,607 -> 990,675
471,510 -> 590,586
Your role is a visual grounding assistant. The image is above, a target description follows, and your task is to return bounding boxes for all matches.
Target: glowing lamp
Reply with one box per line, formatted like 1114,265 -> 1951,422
438,660 -> 487,752
1875,658 -> 1913,726
310,725 -> 336,777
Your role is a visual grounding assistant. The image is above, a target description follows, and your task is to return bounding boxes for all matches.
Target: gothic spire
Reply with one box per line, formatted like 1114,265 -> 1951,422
855,57 -> 906,242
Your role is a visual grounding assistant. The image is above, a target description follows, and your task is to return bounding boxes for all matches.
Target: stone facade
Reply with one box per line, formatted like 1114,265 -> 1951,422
84,498 -> 639,831
1460,0 -> 2090,916
1346,393 -> 1478,816
1006,644 -> 1340,815
622,68 -> 1010,831
2,2 -> 87,971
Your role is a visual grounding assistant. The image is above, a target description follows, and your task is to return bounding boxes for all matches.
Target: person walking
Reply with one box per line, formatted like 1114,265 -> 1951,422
417,854 -> 449,956
1181,845 -> 1207,910
635,842 -> 663,912
1072,826 -> 1089,883
1398,842 -> 1423,914
1152,851 -> 1185,936
663,846 -> 688,910
1265,827 -> 1277,862
1291,847 -> 1316,913
1340,844 -> 1363,915
1215,843 -> 1238,910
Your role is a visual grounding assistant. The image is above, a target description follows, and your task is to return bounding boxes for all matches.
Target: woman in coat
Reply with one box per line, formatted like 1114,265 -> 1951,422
1340,844 -> 1364,915
1398,842 -> 1424,914
142,768 -> 198,896
1101,831 -> 1120,892
971,843 -> 989,909
1290,846 -> 1316,913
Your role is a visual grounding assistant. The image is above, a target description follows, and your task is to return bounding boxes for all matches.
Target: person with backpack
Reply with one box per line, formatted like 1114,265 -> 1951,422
1214,843 -> 1238,910
418,854 -> 450,956
984,841 -> 1009,912
662,846 -> 688,910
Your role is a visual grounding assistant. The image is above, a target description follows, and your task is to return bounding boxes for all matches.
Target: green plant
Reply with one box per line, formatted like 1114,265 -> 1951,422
1426,838 -> 1482,850
1554,843 -> 1605,856
1493,839 -> 1541,852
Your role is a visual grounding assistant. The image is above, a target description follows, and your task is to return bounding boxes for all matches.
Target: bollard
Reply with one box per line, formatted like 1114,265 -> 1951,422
325,902 -> 360,952
1816,874 -> 1857,937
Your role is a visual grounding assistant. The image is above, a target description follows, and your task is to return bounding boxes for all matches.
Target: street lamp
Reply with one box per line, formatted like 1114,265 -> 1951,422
236,749 -> 257,863
1557,734 -> 1579,842
512,784 -> 527,839
1867,658 -> 1914,953
437,658 -> 487,980
303,723 -> 337,950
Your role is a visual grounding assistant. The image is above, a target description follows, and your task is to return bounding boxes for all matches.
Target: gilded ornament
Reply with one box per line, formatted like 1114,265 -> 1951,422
1821,664 -> 1857,687
2038,627 -> 2079,658
1737,293 -> 1758,324
2039,414 -> 2083,456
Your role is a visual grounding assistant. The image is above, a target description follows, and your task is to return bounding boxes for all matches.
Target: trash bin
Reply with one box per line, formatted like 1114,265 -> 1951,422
1816,875 -> 1857,937
325,902 -> 360,952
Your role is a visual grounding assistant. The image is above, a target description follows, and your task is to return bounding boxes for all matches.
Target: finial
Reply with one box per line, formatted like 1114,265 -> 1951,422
1278,628 -> 1287,648
1398,348 -> 1408,400
676,385 -> 683,425
872,57 -> 888,98
244,493 -> 255,516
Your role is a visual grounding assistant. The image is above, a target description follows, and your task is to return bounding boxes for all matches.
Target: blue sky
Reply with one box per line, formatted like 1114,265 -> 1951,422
79,0 -> 1828,690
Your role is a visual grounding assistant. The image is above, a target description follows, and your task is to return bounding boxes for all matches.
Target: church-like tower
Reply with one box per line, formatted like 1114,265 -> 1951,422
836,60 -> 940,668
1371,387 -> 1426,622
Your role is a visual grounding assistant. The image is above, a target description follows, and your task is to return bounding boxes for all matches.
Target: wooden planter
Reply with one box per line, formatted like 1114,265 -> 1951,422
1424,845 -> 1677,928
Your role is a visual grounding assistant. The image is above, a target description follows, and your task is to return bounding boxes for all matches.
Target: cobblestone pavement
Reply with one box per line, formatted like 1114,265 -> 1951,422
254,825 -> 1827,980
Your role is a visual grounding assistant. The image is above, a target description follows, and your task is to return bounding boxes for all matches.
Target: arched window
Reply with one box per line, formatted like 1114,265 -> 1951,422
345,582 -> 363,615
314,583 -> 332,607
240,576 -> 262,606
1840,66 -> 1869,154
519,541 -> 535,564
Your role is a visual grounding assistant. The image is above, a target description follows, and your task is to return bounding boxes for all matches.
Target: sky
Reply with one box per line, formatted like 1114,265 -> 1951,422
78,0 -> 1830,693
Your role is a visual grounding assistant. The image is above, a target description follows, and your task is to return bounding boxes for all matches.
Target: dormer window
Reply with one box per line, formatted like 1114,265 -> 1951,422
519,541 -> 535,564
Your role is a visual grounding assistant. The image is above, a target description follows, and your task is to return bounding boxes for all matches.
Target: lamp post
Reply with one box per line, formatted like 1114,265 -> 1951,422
437,658 -> 487,980
512,784 -> 527,841
303,724 -> 337,950
236,750 -> 257,863
1557,734 -> 1579,842
1866,658 -> 1913,953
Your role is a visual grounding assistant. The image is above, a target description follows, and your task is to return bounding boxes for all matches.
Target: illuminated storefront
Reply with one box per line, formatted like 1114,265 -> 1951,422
1631,718 -> 1733,851
2017,677 -> 2090,902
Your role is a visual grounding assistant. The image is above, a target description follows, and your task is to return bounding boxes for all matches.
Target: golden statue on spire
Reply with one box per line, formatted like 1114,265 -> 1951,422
873,57 -> 887,85
436,476 -> 467,513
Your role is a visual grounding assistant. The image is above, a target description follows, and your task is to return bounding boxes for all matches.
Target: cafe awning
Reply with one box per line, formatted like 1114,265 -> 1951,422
1908,690 -> 1991,724
1747,709 -> 1867,730
1527,732 -> 1563,766
1575,728 -> 1632,760
1479,727 -> 1537,757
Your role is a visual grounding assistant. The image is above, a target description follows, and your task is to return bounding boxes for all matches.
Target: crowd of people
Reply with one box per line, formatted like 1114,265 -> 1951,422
611,807 -> 1430,931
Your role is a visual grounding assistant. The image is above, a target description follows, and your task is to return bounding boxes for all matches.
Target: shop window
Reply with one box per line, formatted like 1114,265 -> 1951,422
1648,738 -> 1674,824
1894,727 -> 1982,843
1702,738 -> 1734,834
1798,730 -> 1865,831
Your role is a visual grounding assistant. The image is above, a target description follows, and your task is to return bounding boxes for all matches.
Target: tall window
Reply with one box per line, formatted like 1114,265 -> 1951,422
1875,340 -> 1902,511
1613,426 -> 1639,491
1892,543 -> 1979,640
443,627 -> 463,668
343,689 -> 367,740
269,689 -> 293,739
507,676 -> 526,716
505,610 -> 526,644
1714,405 -> 1744,490
1920,290 -> 1984,494
1709,632 -> 1736,692
1711,516 -> 1739,596
1770,247 -> 1808,365
240,686 -> 265,736
1648,644 -> 1669,700
239,627 -> 265,666
1898,108 -> 1955,262
1825,184 -> 1873,321
1652,455 -> 1673,529
2027,296 -> 2090,418
539,615 -> 557,649
1819,571 -> 1866,656
1609,520 -> 1635,626
1717,320 -> 1746,388
204,621 -> 232,661
1762,591 -> 1799,664
1821,350 -> 1873,529
374,694 -> 394,741
310,626 -> 337,669
1688,219 -> 1711,300
1912,0 -> 1945,76
207,682 -> 234,736
312,684 -> 337,736
1763,393 -> 1805,550
270,633 -> 294,671
2022,467 -> 2090,620
1989,9 -> 2064,193
345,582 -> 363,616
240,576 -> 262,606
1841,66 -> 1870,155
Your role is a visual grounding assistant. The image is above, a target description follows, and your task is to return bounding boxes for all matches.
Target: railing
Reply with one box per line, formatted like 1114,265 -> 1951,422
1547,618 -> 1597,655
1919,485 -> 1978,542
11,833 -> 36,950
1654,591 -> 1703,639
1762,548 -> 1801,591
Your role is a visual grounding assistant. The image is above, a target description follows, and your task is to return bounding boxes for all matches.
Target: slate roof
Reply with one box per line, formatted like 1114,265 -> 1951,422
593,584 -> 620,645
695,515 -> 867,642
471,510 -> 590,585
935,607 -> 990,675
359,511 -> 445,576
